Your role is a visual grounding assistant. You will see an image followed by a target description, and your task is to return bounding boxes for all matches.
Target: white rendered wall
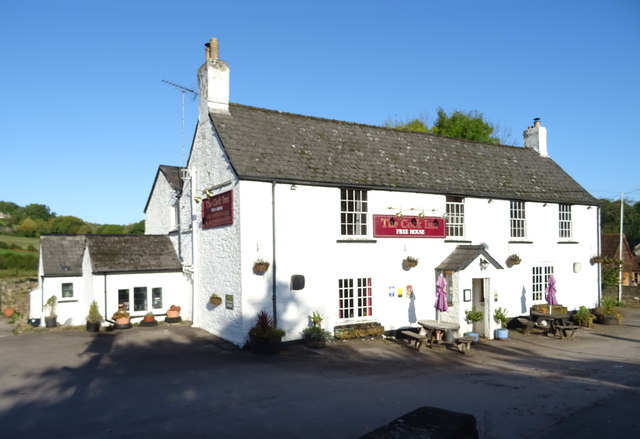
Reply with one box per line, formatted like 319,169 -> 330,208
145,173 -> 178,235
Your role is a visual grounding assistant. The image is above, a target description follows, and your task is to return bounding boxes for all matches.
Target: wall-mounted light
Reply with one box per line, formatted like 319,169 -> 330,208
488,199 -> 493,204
194,196 -> 202,204
290,184 -> 297,191
204,189 -> 213,198
479,258 -> 489,271
418,211 -> 425,218
396,212 -> 403,218
442,213 -> 449,220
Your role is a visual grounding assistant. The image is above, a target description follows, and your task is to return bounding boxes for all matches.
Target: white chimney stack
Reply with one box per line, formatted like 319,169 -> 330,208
197,37 -> 229,119
523,118 -> 548,157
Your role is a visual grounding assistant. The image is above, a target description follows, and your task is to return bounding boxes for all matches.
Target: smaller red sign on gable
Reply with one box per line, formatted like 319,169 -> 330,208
202,190 -> 233,229
373,214 -> 446,238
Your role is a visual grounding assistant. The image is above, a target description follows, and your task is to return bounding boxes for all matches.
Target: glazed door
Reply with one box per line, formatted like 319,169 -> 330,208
472,278 -> 485,336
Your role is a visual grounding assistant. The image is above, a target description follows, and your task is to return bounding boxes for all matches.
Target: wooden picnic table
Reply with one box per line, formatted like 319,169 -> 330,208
413,320 -> 472,353
530,312 -> 578,339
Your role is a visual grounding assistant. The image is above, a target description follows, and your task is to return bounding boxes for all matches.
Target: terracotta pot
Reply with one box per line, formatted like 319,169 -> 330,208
167,310 -> 180,318
143,315 -> 155,322
3,307 -> 15,318
116,317 -> 131,325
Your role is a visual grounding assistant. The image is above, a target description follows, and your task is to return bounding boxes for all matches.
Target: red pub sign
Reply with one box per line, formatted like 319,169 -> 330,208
202,190 -> 233,229
373,214 -> 446,238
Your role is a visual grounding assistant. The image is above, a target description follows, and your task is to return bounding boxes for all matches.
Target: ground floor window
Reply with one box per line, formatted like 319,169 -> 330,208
134,287 -> 147,311
338,277 -> 372,318
118,289 -> 130,310
61,283 -> 73,298
152,288 -> 163,309
532,266 -> 554,301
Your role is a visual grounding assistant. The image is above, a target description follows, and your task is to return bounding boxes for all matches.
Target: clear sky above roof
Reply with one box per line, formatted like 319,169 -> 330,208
1,0 -> 639,225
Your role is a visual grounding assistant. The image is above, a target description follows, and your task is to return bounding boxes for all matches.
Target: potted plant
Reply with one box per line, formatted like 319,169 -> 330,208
141,311 -> 158,327
248,310 -> 285,354
464,308 -> 483,343
303,311 -> 332,348
45,295 -> 57,328
253,259 -> 270,274
506,254 -> 521,267
112,304 -> 131,327
493,307 -> 509,340
86,300 -> 103,332
3,307 -> 16,318
594,296 -> 623,325
209,293 -> 223,306
572,306 -> 595,328
167,304 -> 181,318
402,256 -> 419,269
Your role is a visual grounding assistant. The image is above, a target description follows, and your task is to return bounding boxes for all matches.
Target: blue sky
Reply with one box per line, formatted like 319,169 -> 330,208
1,0 -> 639,225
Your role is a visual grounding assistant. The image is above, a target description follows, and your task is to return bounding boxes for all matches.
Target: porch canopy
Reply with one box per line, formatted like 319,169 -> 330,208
436,245 -> 503,271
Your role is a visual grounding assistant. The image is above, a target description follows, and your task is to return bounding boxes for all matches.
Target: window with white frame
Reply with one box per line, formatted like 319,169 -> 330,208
152,288 -> 163,309
61,283 -> 73,298
340,189 -> 368,236
510,200 -> 526,238
446,196 -> 465,237
532,266 -> 553,301
133,287 -> 147,312
118,289 -> 130,310
559,204 -> 572,239
338,277 -> 372,319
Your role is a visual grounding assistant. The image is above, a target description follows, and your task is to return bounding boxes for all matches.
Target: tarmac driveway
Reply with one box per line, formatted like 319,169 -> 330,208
0,309 -> 639,439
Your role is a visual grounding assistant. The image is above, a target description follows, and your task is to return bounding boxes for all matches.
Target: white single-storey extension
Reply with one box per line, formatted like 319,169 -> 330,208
31,234 -> 190,326
145,38 -> 601,347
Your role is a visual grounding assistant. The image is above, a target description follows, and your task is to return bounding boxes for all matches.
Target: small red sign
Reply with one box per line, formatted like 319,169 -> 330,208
373,214 -> 446,238
202,190 -> 233,229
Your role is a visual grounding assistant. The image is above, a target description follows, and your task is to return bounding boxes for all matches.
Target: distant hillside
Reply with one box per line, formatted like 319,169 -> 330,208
0,200 -> 144,237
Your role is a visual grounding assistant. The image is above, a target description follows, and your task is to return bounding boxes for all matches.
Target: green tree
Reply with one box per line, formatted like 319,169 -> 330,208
22,203 -> 55,221
387,108 -> 502,144
96,224 -> 127,234
17,218 -> 38,237
127,220 -> 145,235
50,216 -> 88,235
599,198 -> 640,248
431,108 -> 500,144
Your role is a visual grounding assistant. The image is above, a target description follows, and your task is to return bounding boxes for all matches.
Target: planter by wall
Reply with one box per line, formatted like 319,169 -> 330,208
45,316 -> 57,328
86,321 -> 101,332
494,328 -> 509,340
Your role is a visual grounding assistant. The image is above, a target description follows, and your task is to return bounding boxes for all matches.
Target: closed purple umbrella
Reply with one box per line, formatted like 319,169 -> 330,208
435,274 -> 448,321
545,274 -> 558,314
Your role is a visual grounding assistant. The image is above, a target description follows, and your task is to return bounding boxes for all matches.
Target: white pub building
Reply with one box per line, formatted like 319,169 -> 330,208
145,38 -> 600,347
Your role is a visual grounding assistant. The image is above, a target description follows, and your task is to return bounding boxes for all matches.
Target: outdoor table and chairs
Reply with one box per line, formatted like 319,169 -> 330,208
530,312 -> 579,339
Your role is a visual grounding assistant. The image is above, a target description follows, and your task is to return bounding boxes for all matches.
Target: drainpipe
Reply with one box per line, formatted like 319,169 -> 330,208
191,167 -> 198,325
104,274 -> 108,322
596,205 -> 602,305
271,181 -> 278,327
177,189 -> 183,262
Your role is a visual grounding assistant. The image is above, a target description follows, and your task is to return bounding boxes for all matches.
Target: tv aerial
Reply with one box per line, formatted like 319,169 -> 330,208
162,79 -> 197,166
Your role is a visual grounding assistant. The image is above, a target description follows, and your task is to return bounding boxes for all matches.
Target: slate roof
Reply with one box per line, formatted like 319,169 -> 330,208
40,235 -> 85,277
86,235 -> 181,274
436,245 -> 503,271
211,104 -> 597,205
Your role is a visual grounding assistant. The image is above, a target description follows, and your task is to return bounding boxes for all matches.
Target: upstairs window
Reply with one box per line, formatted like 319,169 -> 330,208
559,204 -> 572,239
446,196 -> 465,238
340,189 -> 368,236
510,200 -> 526,239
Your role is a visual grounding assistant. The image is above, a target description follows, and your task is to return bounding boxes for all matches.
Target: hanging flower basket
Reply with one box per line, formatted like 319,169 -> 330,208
253,261 -> 270,274
209,294 -> 223,306
403,256 -> 419,269
590,256 -> 604,265
506,254 -> 521,267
